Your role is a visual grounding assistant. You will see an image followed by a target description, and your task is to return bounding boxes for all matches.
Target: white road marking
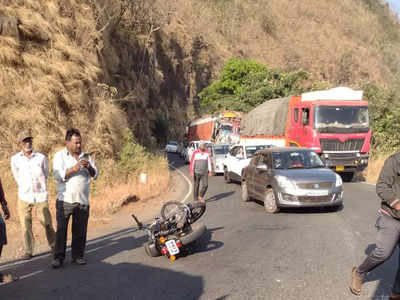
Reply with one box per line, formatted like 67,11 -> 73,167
169,162 -> 193,203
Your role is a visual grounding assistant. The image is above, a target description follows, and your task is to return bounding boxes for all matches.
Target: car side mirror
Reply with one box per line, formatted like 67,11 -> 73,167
256,164 -> 268,171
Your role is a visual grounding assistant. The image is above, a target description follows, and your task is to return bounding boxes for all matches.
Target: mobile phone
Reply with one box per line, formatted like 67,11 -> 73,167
80,153 -> 89,161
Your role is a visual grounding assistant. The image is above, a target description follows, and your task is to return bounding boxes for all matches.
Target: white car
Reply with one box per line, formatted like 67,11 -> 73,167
223,144 -> 272,183
213,144 -> 230,174
185,140 -> 212,163
165,141 -> 179,153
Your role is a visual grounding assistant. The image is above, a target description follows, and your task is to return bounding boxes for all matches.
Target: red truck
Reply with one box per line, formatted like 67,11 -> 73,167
240,87 -> 371,181
186,111 -> 241,144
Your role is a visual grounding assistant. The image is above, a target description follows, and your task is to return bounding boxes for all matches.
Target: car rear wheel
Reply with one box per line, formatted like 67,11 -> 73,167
241,181 -> 249,202
224,167 -> 231,184
264,188 -> 279,213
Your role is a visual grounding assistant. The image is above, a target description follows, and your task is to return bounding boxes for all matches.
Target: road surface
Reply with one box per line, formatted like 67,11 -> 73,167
0,154 -> 395,300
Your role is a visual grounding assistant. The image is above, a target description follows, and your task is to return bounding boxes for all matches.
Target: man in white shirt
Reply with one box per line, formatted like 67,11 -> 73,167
11,130 -> 56,260
52,128 -> 98,268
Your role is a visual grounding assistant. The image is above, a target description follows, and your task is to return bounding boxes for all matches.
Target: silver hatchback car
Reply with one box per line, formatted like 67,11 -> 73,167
241,147 -> 343,213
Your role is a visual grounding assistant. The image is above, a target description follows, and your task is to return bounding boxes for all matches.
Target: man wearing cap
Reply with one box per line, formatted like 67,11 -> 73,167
11,130 -> 56,260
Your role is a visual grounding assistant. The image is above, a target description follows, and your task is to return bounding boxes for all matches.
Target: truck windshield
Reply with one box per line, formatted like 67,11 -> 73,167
314,106 -> 369,133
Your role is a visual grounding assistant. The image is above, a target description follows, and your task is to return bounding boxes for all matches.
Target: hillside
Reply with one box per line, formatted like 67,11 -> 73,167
1,0 -> 399,151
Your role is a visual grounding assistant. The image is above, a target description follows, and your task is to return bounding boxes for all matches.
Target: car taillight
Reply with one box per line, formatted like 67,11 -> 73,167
161,247 -> 168,255
176,240 -> 182,248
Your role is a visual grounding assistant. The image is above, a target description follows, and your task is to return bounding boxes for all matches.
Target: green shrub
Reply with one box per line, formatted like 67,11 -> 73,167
117,130 -> 150,174
199,58 -> 309,112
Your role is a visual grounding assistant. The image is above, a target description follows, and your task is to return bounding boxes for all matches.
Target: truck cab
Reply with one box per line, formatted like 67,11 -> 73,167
287,88 -> 371,181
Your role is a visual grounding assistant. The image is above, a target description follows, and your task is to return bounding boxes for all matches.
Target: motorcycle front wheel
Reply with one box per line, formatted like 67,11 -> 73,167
188,202 -> 206,223
161,201 -> 184,220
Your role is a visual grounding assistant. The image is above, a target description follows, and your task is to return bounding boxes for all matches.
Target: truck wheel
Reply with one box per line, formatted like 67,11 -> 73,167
241,180 -> 249,202
224,167 -> 231,184
341,172 -> 354,182
264,188 -> 279,213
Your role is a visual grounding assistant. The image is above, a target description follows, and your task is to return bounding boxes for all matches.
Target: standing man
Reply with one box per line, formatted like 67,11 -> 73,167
350,153 -> 400,299
52,128 -> 98,268
190,142 -> 212,203
0,177 -> 17,282
11,131 -> 56,260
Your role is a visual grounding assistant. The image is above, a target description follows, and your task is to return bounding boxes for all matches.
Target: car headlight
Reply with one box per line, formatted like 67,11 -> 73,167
275,175 -> 296,190
335,174 -> 343,187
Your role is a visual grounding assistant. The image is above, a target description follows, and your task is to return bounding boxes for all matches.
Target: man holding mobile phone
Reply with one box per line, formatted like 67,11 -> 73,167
52,128 -> 98,268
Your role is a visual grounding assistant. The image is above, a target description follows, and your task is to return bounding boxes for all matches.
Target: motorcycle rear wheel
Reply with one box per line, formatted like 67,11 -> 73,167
177,222 -> 206,245
144,242 -> 161,257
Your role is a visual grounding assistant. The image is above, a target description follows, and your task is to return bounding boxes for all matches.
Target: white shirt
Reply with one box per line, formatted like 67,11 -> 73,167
11,151 -> 49,203
53,148 -> 98,205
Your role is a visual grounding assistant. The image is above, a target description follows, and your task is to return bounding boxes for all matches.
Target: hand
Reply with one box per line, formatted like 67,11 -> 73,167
190,172 -> 194,177
2,203 -> 10,220
394,202 -> 400,211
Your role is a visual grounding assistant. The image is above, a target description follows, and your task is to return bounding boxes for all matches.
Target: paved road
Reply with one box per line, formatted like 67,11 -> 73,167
0,154 -> 396,300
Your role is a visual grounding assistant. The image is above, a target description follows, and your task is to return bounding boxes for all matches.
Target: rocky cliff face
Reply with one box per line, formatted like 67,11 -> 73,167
0,0 -> 399,153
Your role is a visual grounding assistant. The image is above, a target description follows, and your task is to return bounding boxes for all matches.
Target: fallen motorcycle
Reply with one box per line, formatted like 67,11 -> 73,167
132,201 -> 206,261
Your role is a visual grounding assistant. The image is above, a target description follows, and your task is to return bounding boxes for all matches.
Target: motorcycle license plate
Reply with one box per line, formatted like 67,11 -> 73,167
165,240 -> 180,255
336,165 -> 344,171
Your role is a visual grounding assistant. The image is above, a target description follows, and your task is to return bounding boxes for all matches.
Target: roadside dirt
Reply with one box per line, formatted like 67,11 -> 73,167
0,167 -> 189,263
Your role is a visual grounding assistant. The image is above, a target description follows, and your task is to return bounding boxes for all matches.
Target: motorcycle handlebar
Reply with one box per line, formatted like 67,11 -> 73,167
131,214 -> 143,229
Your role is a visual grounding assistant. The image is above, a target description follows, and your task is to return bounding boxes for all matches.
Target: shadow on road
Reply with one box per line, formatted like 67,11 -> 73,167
188,226 -> 224,255
0,227 -> 204,300
206,192 -> 235,203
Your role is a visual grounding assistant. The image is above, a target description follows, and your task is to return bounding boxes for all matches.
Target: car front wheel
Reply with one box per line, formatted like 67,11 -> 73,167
264,188 -> 279,213
224,167 -> 231,184
241,181 -> 249,202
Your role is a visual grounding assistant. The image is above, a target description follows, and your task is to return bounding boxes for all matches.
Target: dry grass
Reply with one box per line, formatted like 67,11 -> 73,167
363,152 -> 392,183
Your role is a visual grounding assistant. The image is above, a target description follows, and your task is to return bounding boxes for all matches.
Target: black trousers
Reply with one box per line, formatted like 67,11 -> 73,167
193,173 -> 208,200
54,201 -> 89,260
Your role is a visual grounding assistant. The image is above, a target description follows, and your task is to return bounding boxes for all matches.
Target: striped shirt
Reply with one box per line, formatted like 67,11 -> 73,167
190,150 -> 212,175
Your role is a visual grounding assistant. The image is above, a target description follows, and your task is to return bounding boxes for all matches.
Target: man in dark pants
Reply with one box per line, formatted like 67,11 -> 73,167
350,153 -> 400,299
0,177 -> 18,282
190,143 -> 212,202
52,128 -> 98,268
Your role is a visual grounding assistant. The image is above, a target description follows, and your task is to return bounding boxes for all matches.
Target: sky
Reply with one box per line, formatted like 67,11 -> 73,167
386,0 -> 400,16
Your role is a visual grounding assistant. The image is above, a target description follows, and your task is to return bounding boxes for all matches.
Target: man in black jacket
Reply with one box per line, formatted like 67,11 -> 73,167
350,153 -> 400,299
0,178 -> 18,283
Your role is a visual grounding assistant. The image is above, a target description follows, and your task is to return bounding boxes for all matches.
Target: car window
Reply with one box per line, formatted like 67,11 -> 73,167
168,141 -> 178,145
245,145 -> 269,159
214,145 -> 230,155
272,150 -> 325,169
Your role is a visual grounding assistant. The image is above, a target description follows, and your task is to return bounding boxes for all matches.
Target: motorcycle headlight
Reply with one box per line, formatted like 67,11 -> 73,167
275,175 -> 296,190
335,174 -> 343,188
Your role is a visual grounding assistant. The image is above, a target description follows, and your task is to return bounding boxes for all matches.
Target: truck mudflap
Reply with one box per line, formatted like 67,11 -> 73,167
320,152 -> 369,172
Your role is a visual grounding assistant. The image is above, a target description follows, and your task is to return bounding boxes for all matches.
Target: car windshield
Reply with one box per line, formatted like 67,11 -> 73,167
245,145 -> 270,158
272,150 -> 325,169
215,145 -> 230,155
168,141 -> 178,145
314,106 -> 369,133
